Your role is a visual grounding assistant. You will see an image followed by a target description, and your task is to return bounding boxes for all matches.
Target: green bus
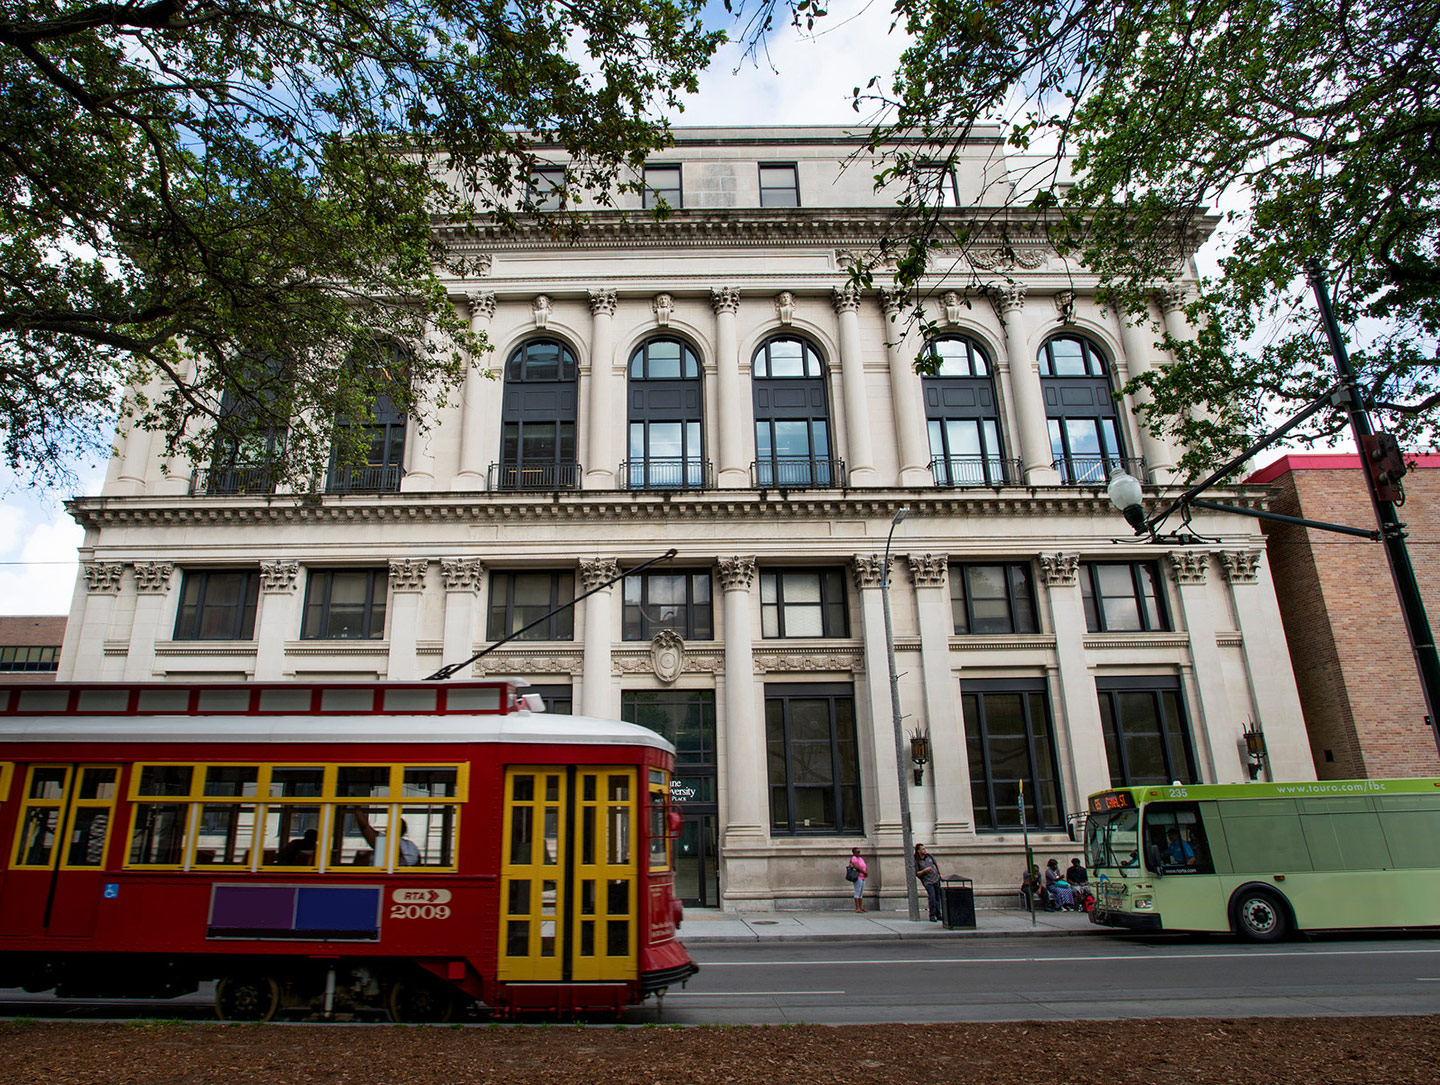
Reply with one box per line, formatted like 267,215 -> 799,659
1084,778 -> 1440,941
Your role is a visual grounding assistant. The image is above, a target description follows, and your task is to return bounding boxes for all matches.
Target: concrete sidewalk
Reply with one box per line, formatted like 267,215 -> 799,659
678,906 -> 1101,943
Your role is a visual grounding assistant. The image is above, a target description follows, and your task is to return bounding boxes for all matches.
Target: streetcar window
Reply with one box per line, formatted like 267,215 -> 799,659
270,766 -> 325,797
510,805 -> 533,864
76,689 -> 129,713
608,806 -> 631,864
129,804 -> 187,865
321,687 -> 375,713
402,767 -> 457,798
607,919 -> 629,956
77,767 -> 117,801
581,806 -> 596,864
543,806 -> 560,864
204,766 -> 258,797
197,689 -> 250,713
608,775 -> 630,802
512,774 -> 534,802
382,688 -> 437,713
263,806 -> 321,866
331,805 -> 388,866
607,879 -> 629,914
67,808 -> 111,866
338,766 -> 390,797
195,803 -> 255,865
258,687 -> 313,713
136,687 -> 190,713
137,765 -> 194,797
506,921 -> 528,957
405,806 -> 456,866
580,880 -> 595,914
29,766 -> 67,799
446,686 -> 502,713
509,880 -> 531,914
18,808 -> 59,866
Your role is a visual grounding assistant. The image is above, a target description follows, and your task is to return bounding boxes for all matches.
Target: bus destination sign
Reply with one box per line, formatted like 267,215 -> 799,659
1089,790 -> 1136,814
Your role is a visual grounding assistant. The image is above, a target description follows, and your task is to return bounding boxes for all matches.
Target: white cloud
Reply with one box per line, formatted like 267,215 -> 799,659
0,465 -> 98,616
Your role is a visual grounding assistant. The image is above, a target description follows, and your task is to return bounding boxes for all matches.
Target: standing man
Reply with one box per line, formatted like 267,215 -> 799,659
914,843 -> 942,921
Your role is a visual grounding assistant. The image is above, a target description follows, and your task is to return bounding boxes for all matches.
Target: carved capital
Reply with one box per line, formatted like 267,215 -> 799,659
580,558 -> 620,592
850,553 -> 888,590
831,283 -> 861,314
389,558 -> 429,592
988,282 -> 1027,314
710,286 -> 740,315
1167,551 -> 1209,585
906,553 -> 949,588
440,558 -> 484,592
531,294 -> 552,328
717,555 -> 756,591
879,289 -> 905,318
774,291 -> 796,324
466,291 -> 496,321
259,560 -> 300,594
651,293 -> 673,327
1156,285 -> 1190,315
132,561 -> 174,594
1038,552 -> 1079,587
82,561 -> 125,594
589,287 -> 617,317
1220,550 -> 1262,584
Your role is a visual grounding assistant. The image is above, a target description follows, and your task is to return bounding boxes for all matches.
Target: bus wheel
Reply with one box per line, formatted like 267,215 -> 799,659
1233,888 -> 1289,942
216,973 -> 281,1021
387,974 -> 456,1023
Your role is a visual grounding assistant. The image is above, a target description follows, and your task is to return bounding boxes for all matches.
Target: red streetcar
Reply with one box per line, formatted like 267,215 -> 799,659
0,679 -> 697,1020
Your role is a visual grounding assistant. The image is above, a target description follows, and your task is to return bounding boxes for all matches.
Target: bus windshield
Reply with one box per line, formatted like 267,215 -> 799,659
1086,808 -> 1140,873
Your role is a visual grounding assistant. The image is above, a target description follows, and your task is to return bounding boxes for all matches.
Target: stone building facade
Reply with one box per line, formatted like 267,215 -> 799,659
61,127 -> 1314,909
1245,453 -> 1440,779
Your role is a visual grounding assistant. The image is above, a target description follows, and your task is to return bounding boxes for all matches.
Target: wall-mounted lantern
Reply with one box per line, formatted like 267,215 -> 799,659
910,730 -> 931,786
1243,719 -> 1269,781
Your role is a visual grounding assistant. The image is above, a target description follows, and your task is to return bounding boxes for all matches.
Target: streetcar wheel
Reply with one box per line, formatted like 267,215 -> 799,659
216,973 -> 281,1021
387,974 -> 456,1023
1232,888 -> 1290,942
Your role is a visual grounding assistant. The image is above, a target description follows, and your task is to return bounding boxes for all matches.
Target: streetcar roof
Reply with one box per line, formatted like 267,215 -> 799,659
0,710 -> 676,754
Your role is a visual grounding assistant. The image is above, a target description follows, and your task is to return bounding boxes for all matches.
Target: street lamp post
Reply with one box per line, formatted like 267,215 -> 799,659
881,506 -> 921,921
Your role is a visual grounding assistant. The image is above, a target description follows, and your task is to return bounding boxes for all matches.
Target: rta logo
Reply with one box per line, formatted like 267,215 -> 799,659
392,888 -> 452,904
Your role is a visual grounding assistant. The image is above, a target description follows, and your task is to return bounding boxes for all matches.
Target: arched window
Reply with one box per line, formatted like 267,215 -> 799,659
920,335 -> 1009,486
626,337 -> 706,489
496,338 -> 579,490
328,340 -> 408,495
751,336 -> 838,488
1038,334 -> 1128,484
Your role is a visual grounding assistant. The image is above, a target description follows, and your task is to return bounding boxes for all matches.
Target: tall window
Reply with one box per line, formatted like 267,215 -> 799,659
765,684 -> 861,834
486,571 -> 575,641
760,569 -> 849,638
950,563 -> 1038,635
922,335 -> 1008,486
527,165 -> 566,210
916,162 -> 959,207
963,679 -> 1064,831
206,354 -> 288,495
752,336 -> 837,487
328,342 -> 406,494
1039,334 -> 1128,484
758,162 -> 799,207
621,690 -> 717,786
627,337 -> 705,489
642,165 -> 682,209
302,569 -> 387,640
174,570 -> 260,640
623,570 -> 713,640
1097,677 -> 1198,787
1081,561 -> 1170,632
497,338 -> 579,490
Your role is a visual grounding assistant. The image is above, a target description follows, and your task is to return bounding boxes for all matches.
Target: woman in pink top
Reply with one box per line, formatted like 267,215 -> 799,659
847,846 -> 868,912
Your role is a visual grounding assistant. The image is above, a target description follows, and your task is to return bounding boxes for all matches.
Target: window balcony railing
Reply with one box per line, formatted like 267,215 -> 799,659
326,464 -> 403,495
1055,455 -> 1146,486
191,465 -> 277,496
488,462 -> 583,491
618,458 -> 713,491
750,457 -> 847,489
929,455 -> 1023,488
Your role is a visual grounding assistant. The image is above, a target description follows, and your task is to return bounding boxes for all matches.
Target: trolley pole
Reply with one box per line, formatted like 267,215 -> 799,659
1020,782 -> 1035,927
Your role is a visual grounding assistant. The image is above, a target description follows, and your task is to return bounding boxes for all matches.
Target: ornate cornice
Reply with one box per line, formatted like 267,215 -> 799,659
948,634 -> 1058,651
753,646 -> 863,674
133,561 -> 174,593
440,557 -> 484,592
1167,551 -> 1209,585
1083,633 -> 1193,651
1220,550 -> 1262,584
83,561 -> 125,594
471,650 -> 583,678
580,558 -> 620,591
906,553 -> 948,588
1038,552 -> 1078,587
717,555 -> 756,591
260,560 -> 300,594
389,558 -> 429,592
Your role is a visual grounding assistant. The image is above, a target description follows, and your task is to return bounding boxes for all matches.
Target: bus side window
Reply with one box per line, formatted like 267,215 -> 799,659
1144,802 -> 1213,875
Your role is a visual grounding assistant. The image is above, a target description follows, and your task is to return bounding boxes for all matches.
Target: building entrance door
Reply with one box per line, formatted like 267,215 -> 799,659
674,812 -> 717,908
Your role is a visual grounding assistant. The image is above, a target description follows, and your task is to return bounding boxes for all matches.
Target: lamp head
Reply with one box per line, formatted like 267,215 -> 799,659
892,507 -> 909,526
1106,469 -> 1147,534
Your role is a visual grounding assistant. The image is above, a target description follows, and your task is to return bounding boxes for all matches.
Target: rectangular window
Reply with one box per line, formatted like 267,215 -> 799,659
950,563 -> 1038,634
642,165 -> 682,209
0,646 -> 60,672
623,570 -> 713,640
487,571 -> 576,642
758,162 -> 799,207
528,165 -> 566,210
1081,562 -> 1169,632
173,570 -> 260,641
1097,677 -> 1198,787
765,684 -> 861,834
302,569 -> 388,640
963,679 -> 1064,831
760,569 -> 849,638
917,162 -> 959,206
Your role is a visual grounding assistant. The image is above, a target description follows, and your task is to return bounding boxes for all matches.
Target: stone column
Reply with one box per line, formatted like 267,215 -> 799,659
1166,552 -> 1227,783
580,558 -> 619,717
1115,300 -> 1178,482
833,285 -> 876,484
717,557 -> 765,844
386,559 -> 429,680
711,287 -> 748,487
253,560 -> 301,680
990,284 -> 1058,485
63,562 -> 125,681
851,554 -> 906,852
907,554 -> 970,844
124,561 -> 174,680
1220,550 -> 1315,780
1040,553 -> 1110,799
454,291 -> 496,488
401,348 -> 440,491
1157,285 -> 1194,346
440,558 -> 485,670
584,288 -> 618,489
882,291 -> 933,486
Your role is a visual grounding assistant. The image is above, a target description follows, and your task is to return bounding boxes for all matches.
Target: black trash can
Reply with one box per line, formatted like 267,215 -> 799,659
940,876 -> 976,929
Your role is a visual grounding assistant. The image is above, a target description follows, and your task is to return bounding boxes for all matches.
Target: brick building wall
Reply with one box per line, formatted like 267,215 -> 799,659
0,615 -> 66,682
1248,454 -> 1440,778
